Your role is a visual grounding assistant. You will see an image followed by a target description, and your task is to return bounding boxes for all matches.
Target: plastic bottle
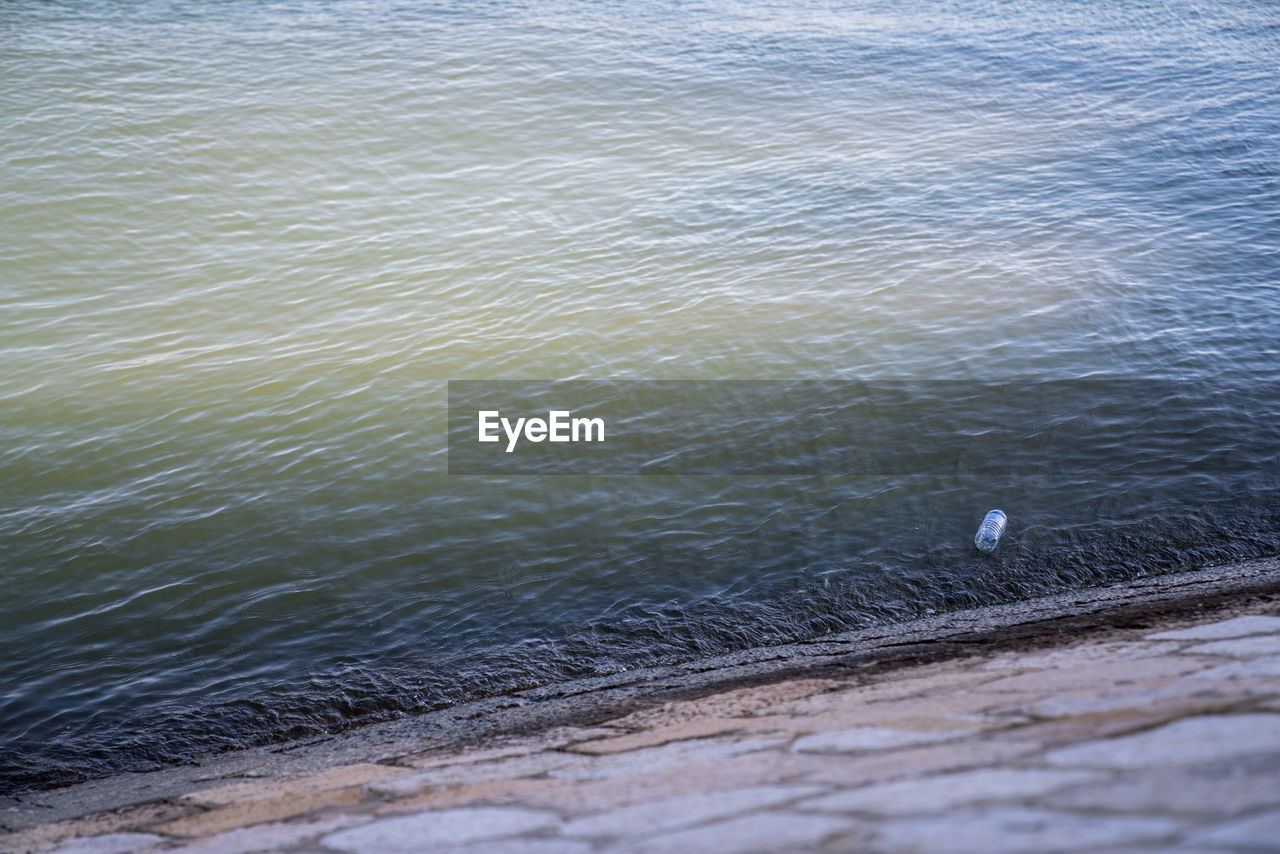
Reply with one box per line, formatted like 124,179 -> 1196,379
974,509 -> 1007,554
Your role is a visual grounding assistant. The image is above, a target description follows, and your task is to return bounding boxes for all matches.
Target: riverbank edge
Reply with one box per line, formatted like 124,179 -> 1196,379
4,556 -> 1279,834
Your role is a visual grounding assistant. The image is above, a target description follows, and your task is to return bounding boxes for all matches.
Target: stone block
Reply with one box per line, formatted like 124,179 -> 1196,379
867,807 -> 1179,854
1046,714 -> 1280,769
1045,762 -> 1280,817
992,707 -> 1202,752
796,740 -> 1042,788
560,785 -> 826,838
373,778 -> 571,816
1183,635 -> 1280,659
547,736 -> 786,782
1146,616 -> 1280,641
619,811 -> 855,854
791,691 -> 1019,733
980,641 -> 1169,673
0,803 -> 186,853
1194,656 -> 1280,682
775,670 -> 997,717
976,656 -> 1209,696
512,750 -> 818,813
47,833 -> 164,854
165,813 -> 368,854
370,753 -> 581,798
1185,811 -> 1280,850
318,807 -> 558,853
603,679 -> 845,728
403,744 -> 551,771
182,764 -> 405,807
1015,676 -> 1262,719
799,768 -> 1099,816
401,729 -> 626,770
425,841 -> 593,854
791,724 -> 976,754
568,717 -> 763,755
156,788 -> 366,838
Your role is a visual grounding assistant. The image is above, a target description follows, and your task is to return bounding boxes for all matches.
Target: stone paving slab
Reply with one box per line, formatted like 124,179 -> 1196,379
3,558 -> 1280,853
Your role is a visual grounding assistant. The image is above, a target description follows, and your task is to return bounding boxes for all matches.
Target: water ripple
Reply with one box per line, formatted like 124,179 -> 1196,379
3,0 -> 1279,793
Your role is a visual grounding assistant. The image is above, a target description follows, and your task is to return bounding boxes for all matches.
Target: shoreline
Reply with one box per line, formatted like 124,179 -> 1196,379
3,555 -> 1278,849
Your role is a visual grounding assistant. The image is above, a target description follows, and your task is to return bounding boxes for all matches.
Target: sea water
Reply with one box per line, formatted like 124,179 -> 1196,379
2,0 -> 1279,791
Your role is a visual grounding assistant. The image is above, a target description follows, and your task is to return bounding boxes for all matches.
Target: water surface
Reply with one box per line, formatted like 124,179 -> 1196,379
3,0 -> 1279,791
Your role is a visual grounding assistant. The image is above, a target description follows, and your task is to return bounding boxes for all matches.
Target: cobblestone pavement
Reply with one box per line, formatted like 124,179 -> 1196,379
4,581 -> 1280,853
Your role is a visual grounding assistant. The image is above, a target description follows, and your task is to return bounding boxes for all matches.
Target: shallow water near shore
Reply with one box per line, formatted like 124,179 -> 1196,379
3,0 -> 1280,791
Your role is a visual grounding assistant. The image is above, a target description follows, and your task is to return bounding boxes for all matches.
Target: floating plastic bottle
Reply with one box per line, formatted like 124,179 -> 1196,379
974,509 -> 1007,554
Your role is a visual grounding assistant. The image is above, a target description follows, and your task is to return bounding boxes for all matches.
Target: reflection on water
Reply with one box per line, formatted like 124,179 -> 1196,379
2,0 -> 1279,791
